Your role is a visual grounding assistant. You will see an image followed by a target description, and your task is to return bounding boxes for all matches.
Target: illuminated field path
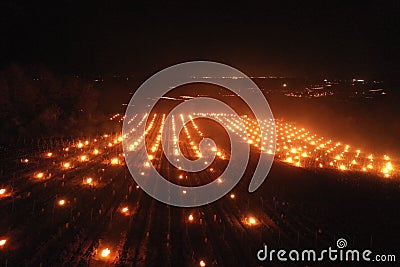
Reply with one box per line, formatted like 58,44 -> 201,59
126,112 -> 396,179
122,112 -> 397,179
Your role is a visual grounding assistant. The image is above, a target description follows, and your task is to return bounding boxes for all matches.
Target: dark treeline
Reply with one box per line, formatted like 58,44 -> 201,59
0,64 -> 115,144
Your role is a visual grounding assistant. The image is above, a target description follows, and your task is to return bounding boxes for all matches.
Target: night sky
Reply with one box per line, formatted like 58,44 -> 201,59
1,1 -> 399,80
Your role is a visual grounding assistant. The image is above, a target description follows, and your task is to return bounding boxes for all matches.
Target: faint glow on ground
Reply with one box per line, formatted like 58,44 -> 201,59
63,162 -> 71,169
244,216 -> 258,226
111,158 -> 120,165
121,207 -> 129,215
101,248 -> 111,258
